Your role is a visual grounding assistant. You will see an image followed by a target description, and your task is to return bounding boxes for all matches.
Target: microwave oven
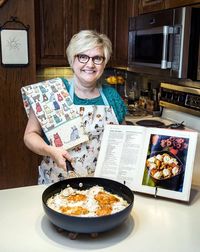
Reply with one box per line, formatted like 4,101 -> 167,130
128,7 -> 200,80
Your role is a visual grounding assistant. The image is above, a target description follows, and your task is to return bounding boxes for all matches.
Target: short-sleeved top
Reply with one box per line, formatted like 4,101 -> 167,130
62,78 -> 127,124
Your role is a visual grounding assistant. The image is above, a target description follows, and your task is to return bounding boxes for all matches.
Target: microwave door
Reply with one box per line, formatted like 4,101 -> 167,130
130,26 -> 173,69
132,27 -> 163,68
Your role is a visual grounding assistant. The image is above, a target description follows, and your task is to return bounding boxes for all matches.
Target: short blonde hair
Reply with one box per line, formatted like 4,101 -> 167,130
66,30 -> 112,67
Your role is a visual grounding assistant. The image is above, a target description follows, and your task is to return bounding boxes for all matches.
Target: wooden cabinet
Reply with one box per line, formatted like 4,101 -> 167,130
35,0 -> 74,66
0,0 -> 41,189
165,0 -> 200,9
36,0 -> 111,67
36,0 -> 136,68
138,0 -> 200,14
72,0 -> 136,67
108,0 -> 136,67
71,0 -> 109,33
138,0 -> 165,14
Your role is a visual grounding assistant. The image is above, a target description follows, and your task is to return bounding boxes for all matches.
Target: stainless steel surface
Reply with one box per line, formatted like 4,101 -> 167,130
177,7 -> 190,79
161,26 -> 173,69
128,6 -> 200,80
198,38 -> 200,80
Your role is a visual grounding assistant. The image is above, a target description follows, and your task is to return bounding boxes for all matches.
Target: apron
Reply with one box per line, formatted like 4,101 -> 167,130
38,80 -> 118,184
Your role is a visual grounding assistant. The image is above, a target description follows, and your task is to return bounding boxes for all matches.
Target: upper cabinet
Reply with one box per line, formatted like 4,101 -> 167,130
108,0 -> 136,67
35,0 -> 136,68
35,0 -> 75,66
35,0 -> 106,67
139,0 -> 165,14
138,0 -> 200,14
71,0 -> 109,32
165,0 -> 200,9
35,0 -> 200,67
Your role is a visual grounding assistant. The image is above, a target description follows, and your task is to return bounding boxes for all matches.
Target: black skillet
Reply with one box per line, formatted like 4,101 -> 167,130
42,177 -> 134,234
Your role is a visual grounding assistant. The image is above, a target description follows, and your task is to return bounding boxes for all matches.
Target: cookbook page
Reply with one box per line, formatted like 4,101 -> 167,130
95,124 -> 198,201
95,124 -> 148,191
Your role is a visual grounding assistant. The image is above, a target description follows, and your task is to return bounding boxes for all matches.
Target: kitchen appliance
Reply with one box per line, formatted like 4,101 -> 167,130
126,82 -> 200,186
42,177 -> 134,235
160,82 -> 200,117
128,6 -> 200,80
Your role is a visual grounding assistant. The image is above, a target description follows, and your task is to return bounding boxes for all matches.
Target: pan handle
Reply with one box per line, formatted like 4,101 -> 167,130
65,160 -> 79,178
66,160 -> 74,172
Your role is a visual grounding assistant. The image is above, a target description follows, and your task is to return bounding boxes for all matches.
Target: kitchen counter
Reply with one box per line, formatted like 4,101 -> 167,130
1,185 -> 200,252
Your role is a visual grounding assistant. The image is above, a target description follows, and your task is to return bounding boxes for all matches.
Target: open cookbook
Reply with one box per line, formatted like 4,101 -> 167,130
95,124 -> 198,201
21,78 -> 88,150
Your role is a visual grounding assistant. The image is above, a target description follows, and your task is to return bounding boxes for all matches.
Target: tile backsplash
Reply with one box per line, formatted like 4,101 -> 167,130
36,66 -> 163,99
36,67 -> 74,82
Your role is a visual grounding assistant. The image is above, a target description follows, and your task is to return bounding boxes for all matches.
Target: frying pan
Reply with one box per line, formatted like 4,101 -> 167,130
147,151 -> 184,191
42,177 -> 134,233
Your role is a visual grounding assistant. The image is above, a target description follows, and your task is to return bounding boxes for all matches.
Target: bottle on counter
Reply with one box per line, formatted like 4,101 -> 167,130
146,82 -> 154,113
152,88 -> 161,116
127,81 -> 139,105
138,89 -> 149,109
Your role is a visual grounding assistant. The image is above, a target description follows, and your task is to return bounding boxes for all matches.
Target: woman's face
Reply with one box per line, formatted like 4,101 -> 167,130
72,47 -> 106,87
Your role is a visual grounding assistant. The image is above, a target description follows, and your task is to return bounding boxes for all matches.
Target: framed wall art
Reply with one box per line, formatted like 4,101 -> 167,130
0,16 -> 29,66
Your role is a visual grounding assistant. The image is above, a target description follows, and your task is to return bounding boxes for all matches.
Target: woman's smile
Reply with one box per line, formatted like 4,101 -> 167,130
82,69 -> 96,74
72,47 -> 105,87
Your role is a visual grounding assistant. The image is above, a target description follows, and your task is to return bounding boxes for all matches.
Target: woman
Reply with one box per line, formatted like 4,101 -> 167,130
24,30 -> 127,184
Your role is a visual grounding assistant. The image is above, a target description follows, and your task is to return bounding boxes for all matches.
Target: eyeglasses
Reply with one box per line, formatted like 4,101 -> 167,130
75,54 -> 105,65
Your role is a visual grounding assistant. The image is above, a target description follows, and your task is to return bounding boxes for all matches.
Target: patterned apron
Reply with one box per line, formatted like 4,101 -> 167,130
38,81 -> 118,184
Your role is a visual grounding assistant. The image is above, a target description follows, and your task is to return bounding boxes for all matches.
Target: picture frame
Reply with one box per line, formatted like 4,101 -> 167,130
0,28 -> 29,66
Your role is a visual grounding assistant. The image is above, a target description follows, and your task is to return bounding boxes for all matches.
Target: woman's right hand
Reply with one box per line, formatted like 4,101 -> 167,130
24,109 -> 73,171
47,145 -> 73,171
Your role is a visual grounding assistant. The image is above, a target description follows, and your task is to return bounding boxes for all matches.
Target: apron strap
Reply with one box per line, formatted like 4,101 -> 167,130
69,78 -> 75,101
69,78 -> 110,106
99,87 -> 109,106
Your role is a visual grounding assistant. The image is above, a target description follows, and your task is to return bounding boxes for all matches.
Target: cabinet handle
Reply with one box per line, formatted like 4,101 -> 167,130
149,18 -> 156,25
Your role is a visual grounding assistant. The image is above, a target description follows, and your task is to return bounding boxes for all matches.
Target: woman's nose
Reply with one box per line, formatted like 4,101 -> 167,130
86,58 -> 95,66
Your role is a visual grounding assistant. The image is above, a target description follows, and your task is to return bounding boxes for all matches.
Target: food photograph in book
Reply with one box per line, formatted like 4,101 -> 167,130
142,134 -> 189,192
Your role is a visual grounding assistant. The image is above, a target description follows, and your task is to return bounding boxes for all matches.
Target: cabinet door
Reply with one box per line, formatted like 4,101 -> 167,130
139,0 -> 165,14
72,0 -> 136,67
72,0 -> 108,33
36,0 -> 136,67
165,0 -> 200,9
36,0 -> 109,66
108,0 -> 136,67
36,0 -> 75,66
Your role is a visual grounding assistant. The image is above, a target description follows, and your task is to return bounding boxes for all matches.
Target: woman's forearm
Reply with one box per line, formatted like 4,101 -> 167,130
24,131 -> 53,157
23,109 -> 54,157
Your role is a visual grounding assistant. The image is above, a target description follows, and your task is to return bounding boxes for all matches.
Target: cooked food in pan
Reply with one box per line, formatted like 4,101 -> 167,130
47,185 -> 129,217
146,152 -> 181,180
